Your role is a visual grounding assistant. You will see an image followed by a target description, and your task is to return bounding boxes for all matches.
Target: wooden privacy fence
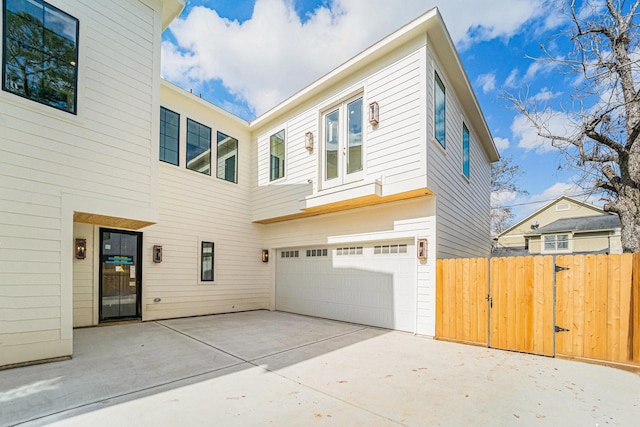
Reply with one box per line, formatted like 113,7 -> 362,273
436,253 -> 640,368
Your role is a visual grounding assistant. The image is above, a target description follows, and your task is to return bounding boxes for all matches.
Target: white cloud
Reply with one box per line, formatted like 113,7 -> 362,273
504,69 -> 519,88
494,136 -> 510,151
162,0 -> 555,117
476,73 -> 496,94
511,111 -> 576,153
491,189 -> 517,207
530,87 -> 562,102
522,59 -> 558,81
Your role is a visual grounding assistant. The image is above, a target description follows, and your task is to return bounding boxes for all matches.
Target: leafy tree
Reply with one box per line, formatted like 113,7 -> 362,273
491,156 -> 528,236
508,0 -> 640,252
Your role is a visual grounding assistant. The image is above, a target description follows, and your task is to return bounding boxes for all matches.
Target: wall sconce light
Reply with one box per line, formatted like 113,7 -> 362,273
75,238 -> 86,260
417,238 -> 427,261
368,101 -> 379,126
304,131 -> 314,152
153,245 -> 163,263
262,249 -> 269,263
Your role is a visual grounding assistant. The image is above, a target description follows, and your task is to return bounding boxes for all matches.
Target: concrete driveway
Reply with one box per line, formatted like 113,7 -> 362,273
1,310 -> 639,426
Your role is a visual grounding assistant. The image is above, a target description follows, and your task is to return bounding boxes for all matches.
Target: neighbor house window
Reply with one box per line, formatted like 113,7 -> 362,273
462,124 -> 470,178
543,234 -> 570,253
186,118 -> 211,175
434,72 -> 446,148
201,241 -> 214,281
160,107 -> 179,165
216,131 -> 238,183
3,0 -> 79,113
270,129 -> 285,181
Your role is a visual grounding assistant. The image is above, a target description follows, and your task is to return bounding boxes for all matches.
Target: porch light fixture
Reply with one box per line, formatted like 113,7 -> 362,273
153,245 -> 163,263
417,238 -> 427,261
368,101 -> 379,126
75,238 -> 86,260
305,131 -> 314,152
262,249 -> 269,263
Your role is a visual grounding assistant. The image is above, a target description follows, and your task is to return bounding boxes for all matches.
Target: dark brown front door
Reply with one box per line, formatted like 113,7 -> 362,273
99,229 -> 142,321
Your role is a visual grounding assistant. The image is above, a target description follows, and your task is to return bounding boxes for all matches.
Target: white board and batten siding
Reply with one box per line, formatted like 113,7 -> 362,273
142,83 -> 270,321
1,0 -> 163,367
425,54 -> 493,259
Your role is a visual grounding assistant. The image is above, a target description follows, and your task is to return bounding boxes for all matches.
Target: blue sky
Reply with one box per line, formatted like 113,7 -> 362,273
161,0 -> 599,222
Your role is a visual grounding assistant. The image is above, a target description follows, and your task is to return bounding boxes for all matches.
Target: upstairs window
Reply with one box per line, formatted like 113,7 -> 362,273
216,131 -> 238,183
186,118 -> 211,175
462,124 -> 470,178
434,72 -> 446,148
160,107 -> 179,165
3,0 -> 79,113
270,129 -> 285,181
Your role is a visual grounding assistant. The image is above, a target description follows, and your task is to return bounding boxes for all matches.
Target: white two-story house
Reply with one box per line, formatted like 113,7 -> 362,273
0,1 -> 498,368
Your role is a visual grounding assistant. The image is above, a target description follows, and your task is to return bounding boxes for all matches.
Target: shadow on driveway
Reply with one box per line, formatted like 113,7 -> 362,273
1,310 -> 639,426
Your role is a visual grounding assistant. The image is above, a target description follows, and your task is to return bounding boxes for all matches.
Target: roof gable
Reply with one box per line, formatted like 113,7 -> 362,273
249,7 -> 498,163
498,195 -> 606,237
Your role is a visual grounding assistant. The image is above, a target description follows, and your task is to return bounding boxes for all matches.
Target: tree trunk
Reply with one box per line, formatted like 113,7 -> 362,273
611,188 -> 640,253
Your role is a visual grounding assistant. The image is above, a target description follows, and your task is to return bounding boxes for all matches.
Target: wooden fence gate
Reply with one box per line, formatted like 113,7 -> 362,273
436,253 -> 640,368
489,256 -> 555,357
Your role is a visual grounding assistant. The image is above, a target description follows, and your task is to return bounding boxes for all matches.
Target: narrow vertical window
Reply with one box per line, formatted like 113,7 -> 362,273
160,107 -> 179,165
3,0 -> 79,113
270,129 -> 285,181
201,241 -> 214,282
186,118 -> 211,175
216,131 -> 238,183
462,124 -> 470,178
434,72 -> 446,148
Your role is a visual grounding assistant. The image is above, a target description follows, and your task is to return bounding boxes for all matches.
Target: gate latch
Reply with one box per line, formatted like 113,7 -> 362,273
554,325 -> 570,333
554,265 -> 570,273
486,294 -> 492,308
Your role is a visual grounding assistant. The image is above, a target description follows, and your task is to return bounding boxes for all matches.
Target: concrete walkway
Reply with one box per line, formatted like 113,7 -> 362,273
1,310 -> 639,426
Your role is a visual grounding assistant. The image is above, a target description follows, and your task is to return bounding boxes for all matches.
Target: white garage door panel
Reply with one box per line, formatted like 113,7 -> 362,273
276,243 -> 416,332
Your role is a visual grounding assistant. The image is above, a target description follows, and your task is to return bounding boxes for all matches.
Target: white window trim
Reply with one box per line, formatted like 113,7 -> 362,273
541,233 -> 573,254
319,91 -> 366,190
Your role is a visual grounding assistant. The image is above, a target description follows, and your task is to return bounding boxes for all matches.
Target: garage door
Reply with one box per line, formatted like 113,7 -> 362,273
276,242 -> 416,332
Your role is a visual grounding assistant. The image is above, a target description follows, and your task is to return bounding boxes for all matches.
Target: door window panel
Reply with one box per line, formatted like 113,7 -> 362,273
325,109 -> 339,180
347,97 -> 363,174
100,230 -> 141,321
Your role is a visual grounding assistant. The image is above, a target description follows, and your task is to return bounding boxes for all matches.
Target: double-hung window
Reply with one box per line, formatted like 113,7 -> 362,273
186,118 -> 211,175
3,0 -> 79,113
462,124 -> 470,178
543,234 -> 570,253
323,95 -> 363,188
270,129 -> 285,181
160,107 -> 179,165
434,72 -> 446,148
216,131 -> 238,183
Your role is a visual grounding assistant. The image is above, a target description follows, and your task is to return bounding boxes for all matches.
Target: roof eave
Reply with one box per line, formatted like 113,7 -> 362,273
161,0 -> 185,31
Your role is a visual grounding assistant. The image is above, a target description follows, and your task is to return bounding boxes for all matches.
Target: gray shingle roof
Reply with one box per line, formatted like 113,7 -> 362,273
528,214 -> 620,235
